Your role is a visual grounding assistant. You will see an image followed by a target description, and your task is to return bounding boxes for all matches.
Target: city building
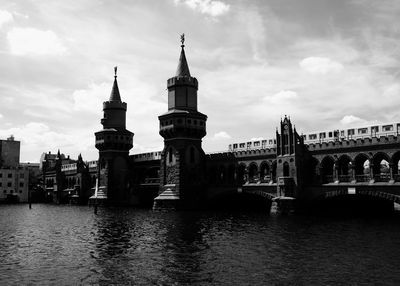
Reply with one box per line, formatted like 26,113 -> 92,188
0,136 -> 29,203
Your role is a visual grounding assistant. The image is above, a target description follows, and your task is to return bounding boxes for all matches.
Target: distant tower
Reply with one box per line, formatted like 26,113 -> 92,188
155,35 -> 208,209
276,116 -> 305,197
94,67 -> 134,204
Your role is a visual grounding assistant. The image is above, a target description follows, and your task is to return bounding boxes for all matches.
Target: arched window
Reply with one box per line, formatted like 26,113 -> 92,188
283,162 -> 290,177
168,147 -> 173,164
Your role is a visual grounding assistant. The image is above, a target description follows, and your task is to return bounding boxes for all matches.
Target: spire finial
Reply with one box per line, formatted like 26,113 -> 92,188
180,33 -> 185,47
114,66 -> 117,78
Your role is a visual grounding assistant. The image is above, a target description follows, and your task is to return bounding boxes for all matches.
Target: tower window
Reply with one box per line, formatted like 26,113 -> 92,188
168,148 -> 173,163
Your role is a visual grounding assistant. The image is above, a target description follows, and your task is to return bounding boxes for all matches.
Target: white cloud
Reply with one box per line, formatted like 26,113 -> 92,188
0,113 -> 3,119
174,0 -> 230,17
7,27 -> 67,56
212,131 -> 231,140
0,10 -> 13,28
73,82 -> 108,113
299,57 -> 344,74
265,90 -> 298,104
0,122 -> 78,162
340,115 -> 367,126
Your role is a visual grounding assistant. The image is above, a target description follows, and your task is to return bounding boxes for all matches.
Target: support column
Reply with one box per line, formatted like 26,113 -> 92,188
369,163 -> 375,183
350,162 -> 356,183
389,163 -> 394,184
334,161 -> 339,183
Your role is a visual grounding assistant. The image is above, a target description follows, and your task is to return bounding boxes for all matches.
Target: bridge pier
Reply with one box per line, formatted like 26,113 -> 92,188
271,197 -> 296,215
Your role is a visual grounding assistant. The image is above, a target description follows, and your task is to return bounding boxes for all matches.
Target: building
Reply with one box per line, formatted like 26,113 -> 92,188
0,136 -> 29,203
41,151 -> 97,204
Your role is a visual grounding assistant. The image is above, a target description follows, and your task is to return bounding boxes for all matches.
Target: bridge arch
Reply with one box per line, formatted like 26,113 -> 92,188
354,153 -> 370,182
248,162 -> 258,182
259,161 -> 270,182
321,156 -> 335,183
392,151 -> 400,180
237,163 -> 247,185
372,152 -> 391,181
337,155 -> 352,182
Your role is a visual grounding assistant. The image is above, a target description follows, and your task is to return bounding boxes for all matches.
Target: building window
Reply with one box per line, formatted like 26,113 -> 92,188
0,182 -> 2,187
239,143 -> 245,148
20,173 -> 24,179
3,190 -> 6,194
309,134 -> 317,140
319,132 -> 326,139
7,182 -> 12,187
0,173 -> 2,178
8,173 -> 12,178
348,129 -> 355,136
19,182 -> 24,187
19,190 -> 22,193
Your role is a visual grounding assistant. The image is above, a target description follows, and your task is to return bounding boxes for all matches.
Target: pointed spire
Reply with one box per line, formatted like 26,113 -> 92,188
109,66 -> 121,101
175,33 -> 191,77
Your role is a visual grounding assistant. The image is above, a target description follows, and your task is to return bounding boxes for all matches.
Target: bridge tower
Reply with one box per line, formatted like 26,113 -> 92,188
154,35 -> 207,210
276,116 -> 306,198
94,67 -> 134,205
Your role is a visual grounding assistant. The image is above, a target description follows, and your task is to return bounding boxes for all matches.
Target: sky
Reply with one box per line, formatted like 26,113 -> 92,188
0,0 -> 399,163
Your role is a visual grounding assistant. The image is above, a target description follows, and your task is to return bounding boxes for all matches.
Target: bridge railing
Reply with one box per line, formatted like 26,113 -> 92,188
338,175 -> 352,182
355,175 -> 370,182
322,175 -> 334,183
374,174 -> 391,182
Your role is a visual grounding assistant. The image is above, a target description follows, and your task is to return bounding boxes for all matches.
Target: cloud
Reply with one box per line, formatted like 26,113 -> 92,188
7,27 -> 67,56
73,82 -> 109,113
299,57 -> 344,74
0,113 -> 3,119
0,122 -> 78,162
174,0 -> 230,17
340,115 -> 367,126
212,131 -> 232,140
264,90 -> 298,104
0,10 -> 13,28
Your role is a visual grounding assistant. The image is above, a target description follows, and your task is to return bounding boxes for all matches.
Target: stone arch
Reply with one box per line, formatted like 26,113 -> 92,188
354,153 -> 370,182
237,163 -> 247,185
372,152 -> 391,182
392,151 -> 400,181
259,161 -> 270,182
321,156 -> 335,183
337,155 -> 352,182
248,162 -> 258,182
325,189 -> 400,204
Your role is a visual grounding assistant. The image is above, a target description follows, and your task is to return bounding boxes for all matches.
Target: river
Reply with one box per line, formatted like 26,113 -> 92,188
0,204 -> 400,285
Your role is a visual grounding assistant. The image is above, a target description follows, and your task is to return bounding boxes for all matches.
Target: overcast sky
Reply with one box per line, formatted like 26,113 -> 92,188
0,0 -> 399,162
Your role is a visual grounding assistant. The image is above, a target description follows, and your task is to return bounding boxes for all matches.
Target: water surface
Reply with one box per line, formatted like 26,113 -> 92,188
1,204 -> 400,285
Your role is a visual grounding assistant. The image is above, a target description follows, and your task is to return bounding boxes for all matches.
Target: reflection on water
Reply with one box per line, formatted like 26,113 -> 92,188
1,204 -> 400,285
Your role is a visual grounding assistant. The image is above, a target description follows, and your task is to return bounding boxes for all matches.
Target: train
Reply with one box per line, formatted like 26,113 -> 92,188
228,122 -> 400,152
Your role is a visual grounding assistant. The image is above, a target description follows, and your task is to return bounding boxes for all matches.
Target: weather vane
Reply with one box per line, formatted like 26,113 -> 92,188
180,33 -> 185,46
114,66 -> 117,77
